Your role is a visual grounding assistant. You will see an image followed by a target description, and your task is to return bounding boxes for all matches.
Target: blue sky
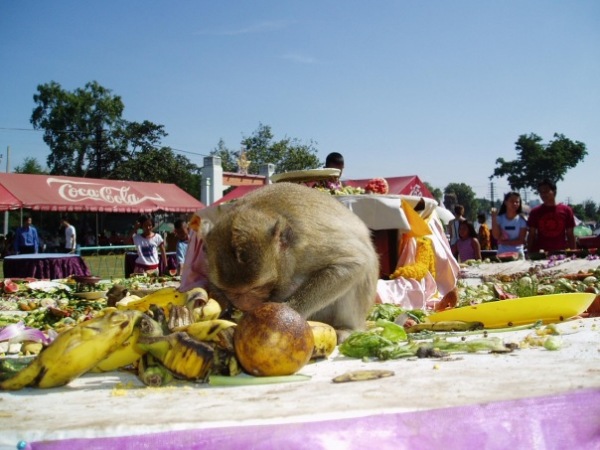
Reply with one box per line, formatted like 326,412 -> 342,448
1,1 -> 599,204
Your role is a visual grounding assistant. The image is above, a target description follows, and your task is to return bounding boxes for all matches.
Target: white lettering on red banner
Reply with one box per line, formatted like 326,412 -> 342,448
47,178 -> 165,205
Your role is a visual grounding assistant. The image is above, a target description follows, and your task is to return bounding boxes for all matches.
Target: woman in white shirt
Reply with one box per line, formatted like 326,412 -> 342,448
491,192 -> 528,259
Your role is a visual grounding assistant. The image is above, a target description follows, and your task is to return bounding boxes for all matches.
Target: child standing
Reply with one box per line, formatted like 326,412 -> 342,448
477,213 -> 491,251
453,221 -> 482,262
132,215 -> 167,275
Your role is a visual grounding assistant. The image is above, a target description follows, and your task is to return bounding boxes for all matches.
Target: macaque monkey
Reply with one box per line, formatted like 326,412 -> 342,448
204,182 -> 379,337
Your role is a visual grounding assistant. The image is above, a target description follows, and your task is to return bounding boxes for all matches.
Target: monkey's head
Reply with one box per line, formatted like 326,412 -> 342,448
205,207 -> 295,311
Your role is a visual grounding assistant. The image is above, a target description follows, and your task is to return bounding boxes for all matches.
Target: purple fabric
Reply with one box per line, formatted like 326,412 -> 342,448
3,254 -> 90,279
25,388 -> 600,450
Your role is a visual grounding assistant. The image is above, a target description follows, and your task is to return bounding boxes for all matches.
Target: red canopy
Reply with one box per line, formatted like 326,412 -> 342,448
0,173 -> 204,213
345,175 -> 434,198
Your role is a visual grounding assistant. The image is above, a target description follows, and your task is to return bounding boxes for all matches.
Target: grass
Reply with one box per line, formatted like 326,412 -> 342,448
81,254 -> 127,279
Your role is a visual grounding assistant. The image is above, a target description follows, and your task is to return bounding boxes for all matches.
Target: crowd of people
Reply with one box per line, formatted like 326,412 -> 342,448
448,179 -> 578,263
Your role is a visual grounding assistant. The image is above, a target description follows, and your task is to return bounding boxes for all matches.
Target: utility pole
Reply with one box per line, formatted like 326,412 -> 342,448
489,181 -> 495,209
3,146 -> 9,235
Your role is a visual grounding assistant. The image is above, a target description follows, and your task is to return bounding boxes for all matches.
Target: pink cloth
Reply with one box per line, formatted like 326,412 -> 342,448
377,211 -> 459,309
178,229 -> 209,291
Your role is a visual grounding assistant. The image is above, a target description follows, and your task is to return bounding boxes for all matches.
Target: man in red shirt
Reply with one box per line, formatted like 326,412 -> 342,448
527,179 -> 576,253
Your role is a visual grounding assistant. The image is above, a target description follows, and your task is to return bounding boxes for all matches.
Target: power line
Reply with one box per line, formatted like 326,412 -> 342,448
0,126 -> 210,159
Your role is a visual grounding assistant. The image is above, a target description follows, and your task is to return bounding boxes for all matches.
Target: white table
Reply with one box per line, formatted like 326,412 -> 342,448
1,317 -> 599,449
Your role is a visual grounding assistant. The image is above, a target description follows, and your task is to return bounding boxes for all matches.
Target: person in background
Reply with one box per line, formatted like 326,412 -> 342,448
447,204 -> 466,258
14,216 -> 39,254
491,191 -> 528,259
173,219 -> 189,275
315,152 -> 345,191
477,212 -> 491,251
60,216 -> 77,253
452,220 -> 481,262
132,215 -> 167,276
527,179 -> 576,254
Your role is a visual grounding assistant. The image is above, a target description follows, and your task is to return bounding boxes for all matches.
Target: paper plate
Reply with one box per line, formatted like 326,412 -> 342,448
427,293 -> 596,328
27,281 -> 71,292
270,168 -> 341,183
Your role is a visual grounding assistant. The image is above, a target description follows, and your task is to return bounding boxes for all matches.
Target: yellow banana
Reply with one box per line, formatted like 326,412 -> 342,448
174,319 -> 237,342
137,332 -> 214,381
0,310 -> 142,390
308,321 -> 338,360
91,326 -> 146,372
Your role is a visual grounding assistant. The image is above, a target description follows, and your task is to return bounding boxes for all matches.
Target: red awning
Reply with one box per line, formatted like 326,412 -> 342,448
0,183 -> 21,210
0,173 -> 204,213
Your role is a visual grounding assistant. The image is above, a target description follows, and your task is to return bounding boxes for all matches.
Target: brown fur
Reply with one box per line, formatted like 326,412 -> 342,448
204,183 -> 379,335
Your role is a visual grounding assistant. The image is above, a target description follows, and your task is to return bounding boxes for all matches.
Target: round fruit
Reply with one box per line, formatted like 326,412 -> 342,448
233,302 -> 315,376
3,279 -> 18,294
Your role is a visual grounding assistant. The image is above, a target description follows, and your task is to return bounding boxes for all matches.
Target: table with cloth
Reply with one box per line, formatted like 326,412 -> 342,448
2,253 -> 90,280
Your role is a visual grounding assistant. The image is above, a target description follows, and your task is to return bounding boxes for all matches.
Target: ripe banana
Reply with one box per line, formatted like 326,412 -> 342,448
308,321 -> 338,360
0,310 -> 142,390
91,326 -> 146,373
174,319 -> 237,343
137,332 -> 214,381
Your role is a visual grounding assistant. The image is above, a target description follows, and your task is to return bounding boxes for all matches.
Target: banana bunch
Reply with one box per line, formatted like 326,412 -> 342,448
0,309 -> 143,390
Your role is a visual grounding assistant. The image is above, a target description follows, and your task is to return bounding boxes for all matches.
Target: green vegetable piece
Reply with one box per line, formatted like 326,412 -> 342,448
543,336 -> 562,351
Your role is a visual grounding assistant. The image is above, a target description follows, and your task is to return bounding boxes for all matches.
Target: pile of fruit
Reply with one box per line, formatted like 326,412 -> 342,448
0,285 -> 337,390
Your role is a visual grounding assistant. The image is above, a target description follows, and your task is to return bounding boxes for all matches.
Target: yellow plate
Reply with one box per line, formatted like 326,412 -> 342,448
427,293 -> 596,328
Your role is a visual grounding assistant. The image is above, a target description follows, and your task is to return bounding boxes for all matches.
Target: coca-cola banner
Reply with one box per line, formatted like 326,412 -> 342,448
0,173 -> 204,213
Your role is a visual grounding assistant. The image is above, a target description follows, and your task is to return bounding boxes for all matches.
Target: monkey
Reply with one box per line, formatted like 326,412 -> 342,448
203,182 -> 379,339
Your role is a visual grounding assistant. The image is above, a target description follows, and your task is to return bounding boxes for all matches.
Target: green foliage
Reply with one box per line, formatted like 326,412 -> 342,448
211,123 -> 322,174
29,81 -> 199,197
423,182 -> 443,203
444,183 -> 478,221
14,157 -> 48,174
490,133 -> 587,191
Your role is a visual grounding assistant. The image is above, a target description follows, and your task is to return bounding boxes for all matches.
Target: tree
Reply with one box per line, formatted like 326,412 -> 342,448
31,81 -> 127,178
29,81 -> 200,196
14,157 -> 48,175
490,133 -> 587,191
211,123 -> 322,174
211,139 -> 238,172
443,183 -> 478,221
423,182 -> 443,203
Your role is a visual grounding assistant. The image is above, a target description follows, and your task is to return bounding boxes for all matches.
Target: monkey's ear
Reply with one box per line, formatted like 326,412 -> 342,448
272,219 -> 294,250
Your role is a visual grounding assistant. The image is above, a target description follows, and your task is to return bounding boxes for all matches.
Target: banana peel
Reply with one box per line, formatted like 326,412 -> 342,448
406,321 -> 484,333
0,310 -> 142,390
137,332 -> 214,381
